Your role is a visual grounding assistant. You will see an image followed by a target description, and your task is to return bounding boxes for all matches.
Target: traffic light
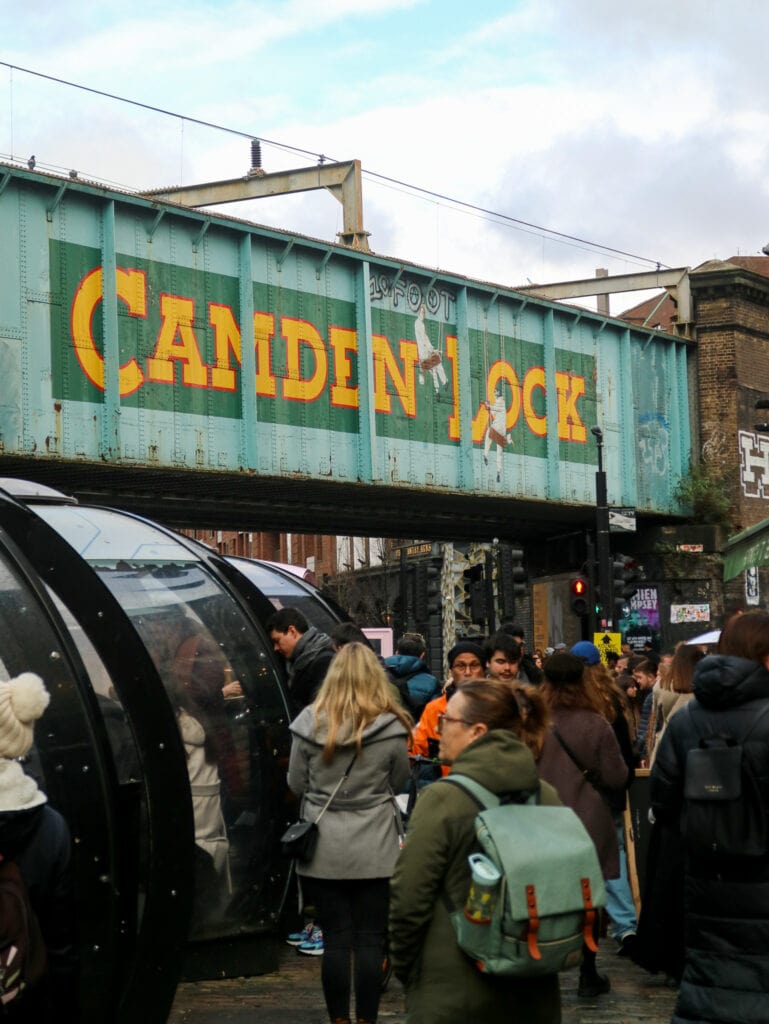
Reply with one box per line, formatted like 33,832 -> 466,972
469,577 -> 487,622
612,554 -> 641,613
497,543 -> 526,620
426,561 -> 442,616
570,577 -> 589,617
415,559 -> 441,621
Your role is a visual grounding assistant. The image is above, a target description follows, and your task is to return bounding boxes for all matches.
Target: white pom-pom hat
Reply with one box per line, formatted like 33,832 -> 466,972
0,672 -> 50,759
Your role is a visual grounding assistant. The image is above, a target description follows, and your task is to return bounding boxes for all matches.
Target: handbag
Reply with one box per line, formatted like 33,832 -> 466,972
281,753 -> 357,862
280,819 -> 320,863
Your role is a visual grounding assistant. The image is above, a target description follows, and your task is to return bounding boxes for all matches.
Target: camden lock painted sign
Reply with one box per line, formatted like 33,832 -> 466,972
49,240 -> 595,463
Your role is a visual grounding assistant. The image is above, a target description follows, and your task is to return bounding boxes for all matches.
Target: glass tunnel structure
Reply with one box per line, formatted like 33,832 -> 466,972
0,478 -> 344,1023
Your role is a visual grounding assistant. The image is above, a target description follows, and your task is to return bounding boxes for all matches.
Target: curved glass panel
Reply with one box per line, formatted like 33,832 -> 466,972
0,543 -> 118,1019
35,506 -> 292,941
227,557 -> 342,635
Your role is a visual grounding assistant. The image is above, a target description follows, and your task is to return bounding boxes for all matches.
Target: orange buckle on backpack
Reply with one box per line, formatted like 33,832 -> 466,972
581,877 -> 598,952
525,884 -> 542,960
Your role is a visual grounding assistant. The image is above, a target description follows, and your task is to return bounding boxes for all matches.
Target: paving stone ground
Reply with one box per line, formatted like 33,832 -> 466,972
169,942 -> 677,1023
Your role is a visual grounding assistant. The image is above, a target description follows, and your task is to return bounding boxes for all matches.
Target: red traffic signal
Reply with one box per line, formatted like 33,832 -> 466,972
570,577 -> 589,617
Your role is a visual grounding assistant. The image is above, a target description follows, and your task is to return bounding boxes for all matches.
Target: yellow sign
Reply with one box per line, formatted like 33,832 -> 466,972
593,632 -> 622,663
404,543 -> 433,558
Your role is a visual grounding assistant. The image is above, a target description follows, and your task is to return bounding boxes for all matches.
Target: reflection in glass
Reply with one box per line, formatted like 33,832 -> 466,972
0,549 -> 118,1013
227,557 -> 342,635
35,506 -> 292,942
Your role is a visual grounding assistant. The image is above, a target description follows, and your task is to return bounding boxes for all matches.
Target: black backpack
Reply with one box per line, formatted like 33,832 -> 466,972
682,703 -> 769,861
0,855 -> 47,1008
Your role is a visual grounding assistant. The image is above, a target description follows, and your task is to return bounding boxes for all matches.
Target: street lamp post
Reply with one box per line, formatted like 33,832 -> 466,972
591,426 -> 612,630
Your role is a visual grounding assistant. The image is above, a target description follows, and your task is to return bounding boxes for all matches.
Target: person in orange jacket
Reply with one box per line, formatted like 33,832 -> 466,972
409,642 -> 486,783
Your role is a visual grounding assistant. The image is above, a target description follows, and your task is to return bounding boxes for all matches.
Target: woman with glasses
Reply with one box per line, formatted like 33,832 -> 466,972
288,642 -> 412,1024
389,680 -> 562,1024
407,642 -> 486,788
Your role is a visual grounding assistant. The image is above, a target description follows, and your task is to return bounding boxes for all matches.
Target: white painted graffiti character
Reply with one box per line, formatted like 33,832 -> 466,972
415,305 -> 447,391
483,389 -> 512,481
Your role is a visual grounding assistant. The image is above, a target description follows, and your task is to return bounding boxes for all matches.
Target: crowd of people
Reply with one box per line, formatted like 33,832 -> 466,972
7,605 -> 769,1024
273,608 -> 769,1024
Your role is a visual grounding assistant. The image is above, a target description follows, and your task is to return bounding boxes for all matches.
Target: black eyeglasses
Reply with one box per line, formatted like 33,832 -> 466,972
436,713 -> 472,734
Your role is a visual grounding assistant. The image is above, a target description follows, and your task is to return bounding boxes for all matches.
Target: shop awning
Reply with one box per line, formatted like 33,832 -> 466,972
723,516 -> 769,580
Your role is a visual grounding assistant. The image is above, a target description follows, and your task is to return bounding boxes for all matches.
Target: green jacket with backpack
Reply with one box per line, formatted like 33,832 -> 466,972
389,730 -> 562,1024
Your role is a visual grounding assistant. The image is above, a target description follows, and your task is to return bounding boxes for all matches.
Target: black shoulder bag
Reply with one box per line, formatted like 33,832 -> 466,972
281,753 -> 357,863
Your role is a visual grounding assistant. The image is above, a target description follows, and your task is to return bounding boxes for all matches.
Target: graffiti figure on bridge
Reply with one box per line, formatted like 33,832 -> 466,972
414,305 -> 448,392
483,387 -> 512,482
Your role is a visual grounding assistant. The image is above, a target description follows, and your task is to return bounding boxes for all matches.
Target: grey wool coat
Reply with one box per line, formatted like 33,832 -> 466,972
287,707 -> 410,879
389,731 -> 562,1024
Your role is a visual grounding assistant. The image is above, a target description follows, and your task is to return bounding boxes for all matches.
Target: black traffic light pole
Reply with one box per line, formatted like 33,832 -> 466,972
585,533 -> 598,637
591,426 -> 612,630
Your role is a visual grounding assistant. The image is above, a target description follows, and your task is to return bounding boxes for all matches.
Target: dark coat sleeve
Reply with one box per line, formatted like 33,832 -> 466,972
635,689 -> 655,759
649,717 -> 686,826
292,649 -> 334,710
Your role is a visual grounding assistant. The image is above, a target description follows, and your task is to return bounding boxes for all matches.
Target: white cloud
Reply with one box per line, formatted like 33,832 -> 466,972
3,0 -> 769,296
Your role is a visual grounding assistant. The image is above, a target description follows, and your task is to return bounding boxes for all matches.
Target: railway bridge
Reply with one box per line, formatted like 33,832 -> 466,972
0,162 -> 691,542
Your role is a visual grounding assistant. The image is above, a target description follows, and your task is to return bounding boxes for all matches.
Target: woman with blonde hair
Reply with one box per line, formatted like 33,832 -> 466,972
288,642 -> 411,1024
647,642 -> 703,766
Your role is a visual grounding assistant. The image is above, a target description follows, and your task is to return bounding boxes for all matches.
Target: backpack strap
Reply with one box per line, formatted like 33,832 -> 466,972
689,699 -> 769,746
442,773 -> 500,810
442,773 -> 540,808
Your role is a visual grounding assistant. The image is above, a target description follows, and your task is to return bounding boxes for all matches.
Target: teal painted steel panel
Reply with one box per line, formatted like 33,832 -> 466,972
0,165 -> 691,515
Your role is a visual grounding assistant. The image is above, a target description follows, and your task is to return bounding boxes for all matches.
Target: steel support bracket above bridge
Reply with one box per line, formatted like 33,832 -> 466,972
192,220 -> 210,252
517,267 -> 693,338
142,159 -> 372,252
46,182 -> 68,222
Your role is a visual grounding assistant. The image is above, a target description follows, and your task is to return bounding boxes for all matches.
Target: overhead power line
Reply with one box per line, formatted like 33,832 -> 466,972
1,60 -> 669,270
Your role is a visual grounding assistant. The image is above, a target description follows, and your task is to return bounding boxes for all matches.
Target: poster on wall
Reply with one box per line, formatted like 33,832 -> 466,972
670,604 -> 710,624
746,566 -> 760,606
619,586 -> 661,652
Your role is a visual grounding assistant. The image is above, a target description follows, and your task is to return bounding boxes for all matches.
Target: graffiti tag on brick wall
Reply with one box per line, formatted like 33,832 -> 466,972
738,430 -> 769,498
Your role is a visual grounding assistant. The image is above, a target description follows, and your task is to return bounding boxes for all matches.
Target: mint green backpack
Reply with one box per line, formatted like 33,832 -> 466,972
442,774 -> 606,977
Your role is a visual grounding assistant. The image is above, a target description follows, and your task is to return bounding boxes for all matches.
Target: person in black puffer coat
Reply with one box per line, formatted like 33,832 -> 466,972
651,610 -> 769,1024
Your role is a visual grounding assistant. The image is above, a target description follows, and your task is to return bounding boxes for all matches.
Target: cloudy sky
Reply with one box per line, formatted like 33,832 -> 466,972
2,0 -> 768,311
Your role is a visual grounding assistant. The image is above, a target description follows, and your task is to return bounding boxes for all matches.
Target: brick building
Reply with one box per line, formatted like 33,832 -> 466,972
184,527 -> 393,587
622,255 -> 769,618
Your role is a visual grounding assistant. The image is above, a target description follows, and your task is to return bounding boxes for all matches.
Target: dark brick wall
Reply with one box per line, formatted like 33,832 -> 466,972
690,263 -> 769,615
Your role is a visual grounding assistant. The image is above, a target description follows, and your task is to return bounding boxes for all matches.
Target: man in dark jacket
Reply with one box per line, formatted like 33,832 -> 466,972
266,607 -> 334,714
497,623 -> 542,684
384,634 -> 440,717
651,610 -> 769,1024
